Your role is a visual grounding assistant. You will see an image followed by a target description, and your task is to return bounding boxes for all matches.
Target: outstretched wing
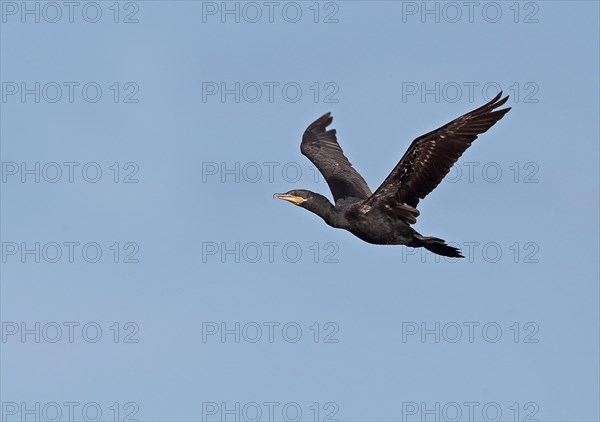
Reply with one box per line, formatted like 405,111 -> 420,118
301,112 -> 372,203
366,92 -> 511,218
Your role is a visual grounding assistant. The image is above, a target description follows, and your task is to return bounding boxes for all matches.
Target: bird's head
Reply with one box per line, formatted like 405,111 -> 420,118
273,190 -> 314,208
273,189 -> 341,227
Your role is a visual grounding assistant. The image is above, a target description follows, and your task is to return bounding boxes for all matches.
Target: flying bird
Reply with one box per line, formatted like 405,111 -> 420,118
274,92 -> 511,257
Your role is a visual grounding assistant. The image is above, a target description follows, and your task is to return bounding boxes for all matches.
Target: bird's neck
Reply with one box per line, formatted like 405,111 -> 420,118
308,194 -> 347,229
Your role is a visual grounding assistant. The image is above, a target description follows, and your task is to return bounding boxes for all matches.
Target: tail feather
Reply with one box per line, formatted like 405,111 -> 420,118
411,234 -> 463,258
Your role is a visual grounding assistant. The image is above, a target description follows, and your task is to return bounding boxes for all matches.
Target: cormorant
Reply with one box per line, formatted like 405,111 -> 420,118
274,92 -> 511,257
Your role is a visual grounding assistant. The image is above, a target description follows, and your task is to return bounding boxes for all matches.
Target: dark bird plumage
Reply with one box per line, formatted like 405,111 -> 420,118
274,92 -> 511,258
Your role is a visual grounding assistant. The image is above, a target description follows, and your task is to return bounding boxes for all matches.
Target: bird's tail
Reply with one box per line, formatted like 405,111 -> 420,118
410,233 -> 464,258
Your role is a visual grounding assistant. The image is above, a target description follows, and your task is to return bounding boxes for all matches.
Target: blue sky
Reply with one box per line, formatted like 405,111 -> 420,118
1,1 -> 599,421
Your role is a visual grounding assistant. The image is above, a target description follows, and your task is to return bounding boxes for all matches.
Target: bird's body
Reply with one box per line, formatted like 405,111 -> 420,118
274,93 -> 511,257
344,208 -> 417,246
303,196 -> 413,244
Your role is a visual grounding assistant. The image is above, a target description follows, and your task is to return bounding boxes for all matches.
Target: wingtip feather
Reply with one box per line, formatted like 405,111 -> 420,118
313,112 -> 333,127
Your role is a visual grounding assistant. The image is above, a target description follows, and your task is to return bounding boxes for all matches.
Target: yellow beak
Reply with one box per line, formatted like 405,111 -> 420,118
273,193 -> 306,205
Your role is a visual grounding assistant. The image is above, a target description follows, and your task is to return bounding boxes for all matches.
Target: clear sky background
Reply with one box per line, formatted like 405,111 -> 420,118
1,1 -> 599,421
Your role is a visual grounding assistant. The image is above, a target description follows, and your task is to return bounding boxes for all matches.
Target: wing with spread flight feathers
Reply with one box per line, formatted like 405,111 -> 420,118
301,112 -> 372,203
366,92 -> 511,222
